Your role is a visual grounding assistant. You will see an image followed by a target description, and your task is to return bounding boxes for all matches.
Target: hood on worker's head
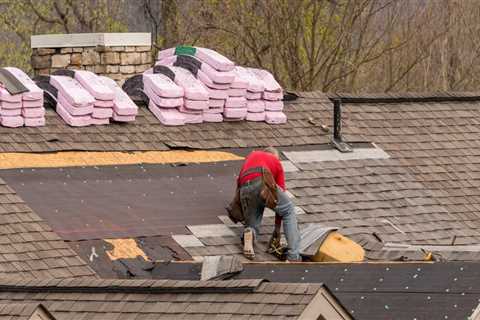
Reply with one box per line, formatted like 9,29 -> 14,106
263,146 -> 279,158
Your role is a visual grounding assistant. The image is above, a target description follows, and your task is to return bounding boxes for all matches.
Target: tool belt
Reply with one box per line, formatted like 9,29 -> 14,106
226,166 -> 278,224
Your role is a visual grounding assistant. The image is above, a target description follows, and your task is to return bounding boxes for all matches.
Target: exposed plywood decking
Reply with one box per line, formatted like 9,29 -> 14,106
31,33 -> 151,48
0,150 -> 242,169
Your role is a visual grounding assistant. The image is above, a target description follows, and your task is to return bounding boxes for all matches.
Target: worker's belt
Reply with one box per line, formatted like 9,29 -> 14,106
239,166 -> 265,187
239,166 -> 278,209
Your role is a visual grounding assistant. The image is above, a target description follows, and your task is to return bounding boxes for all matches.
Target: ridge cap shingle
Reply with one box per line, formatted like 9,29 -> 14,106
0,277 -> 267,294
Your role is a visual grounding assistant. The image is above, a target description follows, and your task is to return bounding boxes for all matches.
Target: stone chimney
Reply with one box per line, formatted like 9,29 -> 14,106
31,33 -> 152,84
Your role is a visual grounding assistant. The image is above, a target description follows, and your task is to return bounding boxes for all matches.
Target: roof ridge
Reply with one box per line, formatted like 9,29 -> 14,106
0,278 -> 266,294
329,91 -> 480,103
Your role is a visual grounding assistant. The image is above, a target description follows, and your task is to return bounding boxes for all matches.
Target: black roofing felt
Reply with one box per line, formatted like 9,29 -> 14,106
152,261 -> 480,320
240,262 -> 480,320
0,162 -> 242,240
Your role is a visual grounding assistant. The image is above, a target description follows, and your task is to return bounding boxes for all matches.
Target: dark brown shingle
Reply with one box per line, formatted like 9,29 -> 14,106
0,178 -> 95,279
0,95 -> 331,153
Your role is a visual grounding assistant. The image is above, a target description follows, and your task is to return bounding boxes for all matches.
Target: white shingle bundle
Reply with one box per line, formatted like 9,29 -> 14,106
0,67 -> 45,127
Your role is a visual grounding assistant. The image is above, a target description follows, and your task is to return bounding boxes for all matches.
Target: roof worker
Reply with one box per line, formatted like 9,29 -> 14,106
235,147 -> 300,261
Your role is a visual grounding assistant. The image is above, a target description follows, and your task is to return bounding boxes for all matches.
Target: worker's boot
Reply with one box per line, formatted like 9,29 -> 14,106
243,228 -> 255,260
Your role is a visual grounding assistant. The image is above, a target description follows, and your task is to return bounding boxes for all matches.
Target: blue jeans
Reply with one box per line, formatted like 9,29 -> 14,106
239,178 -> 300,260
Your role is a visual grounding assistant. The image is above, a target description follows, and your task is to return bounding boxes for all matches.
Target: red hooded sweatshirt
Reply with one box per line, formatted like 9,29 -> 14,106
238,151 -> 286,190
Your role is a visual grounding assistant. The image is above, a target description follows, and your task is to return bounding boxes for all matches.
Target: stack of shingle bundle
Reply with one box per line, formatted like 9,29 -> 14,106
74,70 -> 115,125
5,67 -> 45,127
42,70 -> 138,127
0,67 -> 45,127
249,67 -> 286,124
153,46 -> 286,125
143,71 -> 185,126
0,85 -> 23,127
50,75 -> 95,127
156,51 -> 236,122
147,65 -> 209,125
233,66 -> 265,122
98,76 -> 138,122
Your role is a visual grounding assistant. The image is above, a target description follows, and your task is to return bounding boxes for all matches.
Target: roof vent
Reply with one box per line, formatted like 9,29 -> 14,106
331,98 -> 352,153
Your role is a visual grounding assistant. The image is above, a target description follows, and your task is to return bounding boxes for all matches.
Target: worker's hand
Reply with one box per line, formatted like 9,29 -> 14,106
267,229 -> 281,250
267,230 -> 286,259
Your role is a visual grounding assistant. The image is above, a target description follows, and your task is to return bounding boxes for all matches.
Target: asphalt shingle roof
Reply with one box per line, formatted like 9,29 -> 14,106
0,90 -> 480,318
152,261 -> 480,320
0,303 -> 54,320
176,93 -> 480,261
0,278 -> 324,319
0,92 -> 330,152
0,177 -> 95,279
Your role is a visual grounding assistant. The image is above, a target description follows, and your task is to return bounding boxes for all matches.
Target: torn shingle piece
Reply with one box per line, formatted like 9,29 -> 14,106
187,224 -> 237,238
172,235 -> 204,248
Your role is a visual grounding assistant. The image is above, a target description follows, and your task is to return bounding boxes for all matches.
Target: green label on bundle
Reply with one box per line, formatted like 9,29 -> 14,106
175,46 -> 196,56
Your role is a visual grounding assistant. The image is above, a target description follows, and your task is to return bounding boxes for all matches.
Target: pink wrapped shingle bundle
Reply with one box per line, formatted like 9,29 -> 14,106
0,86 -> 23,127
152,65 -> 209,124
4,67 -> 45,127
157,46 -> 235,72
143,73 -> 183,107
142,72 -> 186,126
50,75 -> 95,127
233,67 -> 265,122
156,51 -> 234,121
170,66 -> 208,124
98,76 -> 138,122
74,70 -> 114,125
148,101 -> 186,126
265,111 -> 287,124
153,46 -> 286,125
249,67 -> 286,124
223,96 -> 247,121
229,69 -> 248,98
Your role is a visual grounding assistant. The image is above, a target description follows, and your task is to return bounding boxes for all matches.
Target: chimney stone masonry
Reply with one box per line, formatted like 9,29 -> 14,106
31,33 -> 152,85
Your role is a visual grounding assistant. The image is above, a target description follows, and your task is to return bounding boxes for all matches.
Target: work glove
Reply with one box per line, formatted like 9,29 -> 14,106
267,229 -> 286,260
